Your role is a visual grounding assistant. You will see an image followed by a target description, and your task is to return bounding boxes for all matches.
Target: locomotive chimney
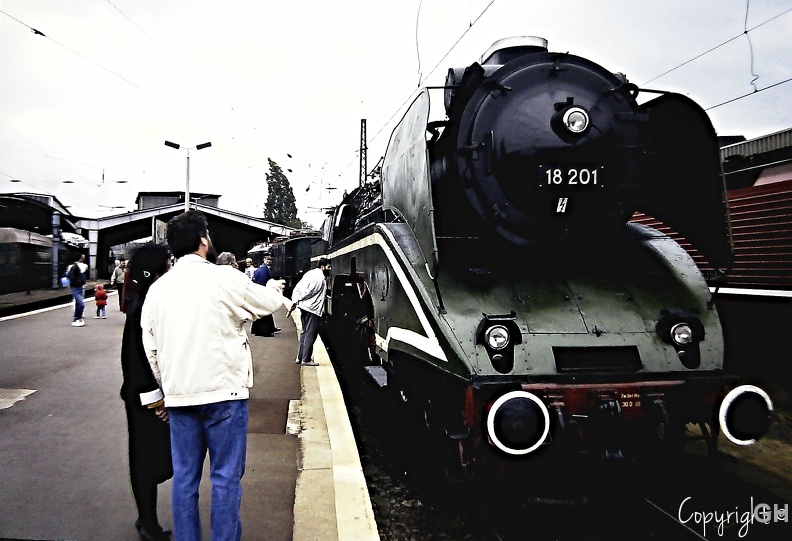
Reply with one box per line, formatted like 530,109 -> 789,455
479,36 -> 548,65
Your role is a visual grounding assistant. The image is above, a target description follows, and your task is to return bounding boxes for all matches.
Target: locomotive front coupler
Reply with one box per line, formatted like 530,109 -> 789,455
521,380 -> 685,420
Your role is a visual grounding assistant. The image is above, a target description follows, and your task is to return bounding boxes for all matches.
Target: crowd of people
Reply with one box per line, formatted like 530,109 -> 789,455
62,209 -> 332,540
107,209 -> 329,541
64,255 -> 126,328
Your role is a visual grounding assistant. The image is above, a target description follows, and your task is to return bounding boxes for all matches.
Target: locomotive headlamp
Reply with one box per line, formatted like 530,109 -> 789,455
562,106 -> 590,134
485,325 -> 510,350
670,323 -> 693,346
487,390 -> 550,455
656,309 -> 704,346
656,310 -> 704,369
477,314 -> 521,373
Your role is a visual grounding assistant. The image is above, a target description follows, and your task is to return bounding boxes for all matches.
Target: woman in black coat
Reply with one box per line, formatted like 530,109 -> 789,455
120,242 -> 173,541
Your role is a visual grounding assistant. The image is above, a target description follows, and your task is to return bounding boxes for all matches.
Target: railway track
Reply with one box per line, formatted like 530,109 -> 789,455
475,496 -> 709,541
642,497 -> 709,540
472,481 -> 788,541
322,325 -> 791,541
468,454 -> 791,540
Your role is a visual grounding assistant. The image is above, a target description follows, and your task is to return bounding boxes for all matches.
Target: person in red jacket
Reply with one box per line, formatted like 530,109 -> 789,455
94,283 -> 108,319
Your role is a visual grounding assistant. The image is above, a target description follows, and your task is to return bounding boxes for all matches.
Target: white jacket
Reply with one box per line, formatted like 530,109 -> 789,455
141,254 -> 285,407
291,267 -> 327,316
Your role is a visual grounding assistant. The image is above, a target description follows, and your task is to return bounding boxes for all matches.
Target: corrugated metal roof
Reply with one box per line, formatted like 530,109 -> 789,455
721,128 -> 792,160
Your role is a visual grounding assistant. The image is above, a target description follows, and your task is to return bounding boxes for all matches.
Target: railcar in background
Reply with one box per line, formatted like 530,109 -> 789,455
269,230 -> 322,297
246,242 -> 271,268
0,227 -> 52,294
0,227 -> 86,294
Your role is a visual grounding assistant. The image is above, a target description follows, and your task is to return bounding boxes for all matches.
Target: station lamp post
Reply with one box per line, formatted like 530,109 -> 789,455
164,140 -> 212,211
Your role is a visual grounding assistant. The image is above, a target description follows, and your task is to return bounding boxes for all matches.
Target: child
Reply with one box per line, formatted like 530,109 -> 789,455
94,283 -> 108,319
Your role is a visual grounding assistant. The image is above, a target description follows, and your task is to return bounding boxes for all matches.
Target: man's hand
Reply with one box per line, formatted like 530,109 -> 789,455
154,405 -> 168,423
266,278 -> 286,293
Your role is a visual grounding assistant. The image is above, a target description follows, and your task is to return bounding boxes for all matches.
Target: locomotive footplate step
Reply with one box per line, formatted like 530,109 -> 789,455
364,365 -> 388,387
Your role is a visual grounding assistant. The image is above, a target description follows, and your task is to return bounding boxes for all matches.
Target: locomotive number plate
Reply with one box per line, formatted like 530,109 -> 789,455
539,165 -> 605,188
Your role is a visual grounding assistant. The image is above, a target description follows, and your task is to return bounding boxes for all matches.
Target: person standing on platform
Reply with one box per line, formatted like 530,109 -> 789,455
243,258 -> 256,280
67,253 -> 88,327
141,210 -> 286,541
251,256 -> 279,336
216,252 -> 239,269
120,242 -> 173,541
251,255 -> 272,287
94,284 -> 108,319
111,259 -> 127,310
287,257 -> 331,366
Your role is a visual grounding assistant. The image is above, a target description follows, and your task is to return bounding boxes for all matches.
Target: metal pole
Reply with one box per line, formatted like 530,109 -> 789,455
51,212 -> 61,289
185,149 -> 191,212
359,119 -> 367,188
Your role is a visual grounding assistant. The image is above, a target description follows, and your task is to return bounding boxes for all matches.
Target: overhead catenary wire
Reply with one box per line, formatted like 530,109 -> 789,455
640,3 -> 792,86
372,0 -> 497,146
2,2 -> 790,213
707,76 -> 792,111
101,0 -> 236,130
0,9 -> 220,139
416,0 -> 424,87
104,0 -> 163,49
0,139 -> 141,179
1,3 -> 291,191
638,1 -> 792,111
355,0 -> 791,187
0,120 -> 94,183
743,0 -> 760,92
0,6 -> 234,192
334,0 -> 497,187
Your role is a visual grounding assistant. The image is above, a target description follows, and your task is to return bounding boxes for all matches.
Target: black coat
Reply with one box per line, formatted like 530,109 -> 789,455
120,299 -> 172,484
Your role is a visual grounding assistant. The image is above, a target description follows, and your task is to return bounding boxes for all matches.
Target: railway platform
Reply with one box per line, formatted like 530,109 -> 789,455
0,280 -> 110,319
0,284 -> 379,541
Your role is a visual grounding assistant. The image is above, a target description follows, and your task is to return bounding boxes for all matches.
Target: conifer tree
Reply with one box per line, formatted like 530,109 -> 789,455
263,158 -> 302,228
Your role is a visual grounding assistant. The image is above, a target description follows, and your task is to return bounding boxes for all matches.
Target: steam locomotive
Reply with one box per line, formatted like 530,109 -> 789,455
321,37 -> 774,480
269,230 -> 323,298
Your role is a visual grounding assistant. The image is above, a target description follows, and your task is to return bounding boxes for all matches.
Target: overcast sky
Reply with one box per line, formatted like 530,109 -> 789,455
1,0 -> 791,226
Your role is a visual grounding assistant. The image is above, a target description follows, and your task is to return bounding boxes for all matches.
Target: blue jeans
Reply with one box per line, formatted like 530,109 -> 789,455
298,311 -> 321,363
168,400 -> 248,541
70,287 -> 85,321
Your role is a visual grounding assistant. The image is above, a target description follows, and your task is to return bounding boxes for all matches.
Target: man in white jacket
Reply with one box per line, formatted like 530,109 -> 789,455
286,257 -> 331,366
141,210 -> 286,541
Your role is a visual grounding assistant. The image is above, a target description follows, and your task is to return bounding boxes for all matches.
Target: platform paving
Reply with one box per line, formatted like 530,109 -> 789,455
0,285 -> 379,541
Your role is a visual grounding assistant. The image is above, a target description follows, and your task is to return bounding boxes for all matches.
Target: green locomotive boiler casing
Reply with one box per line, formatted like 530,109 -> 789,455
323,37 -> 773,479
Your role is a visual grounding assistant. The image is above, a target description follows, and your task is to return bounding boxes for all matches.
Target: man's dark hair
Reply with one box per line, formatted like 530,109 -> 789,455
167,210 -> 208,258
318,257 -> 330,267
67,256 -> 87,287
